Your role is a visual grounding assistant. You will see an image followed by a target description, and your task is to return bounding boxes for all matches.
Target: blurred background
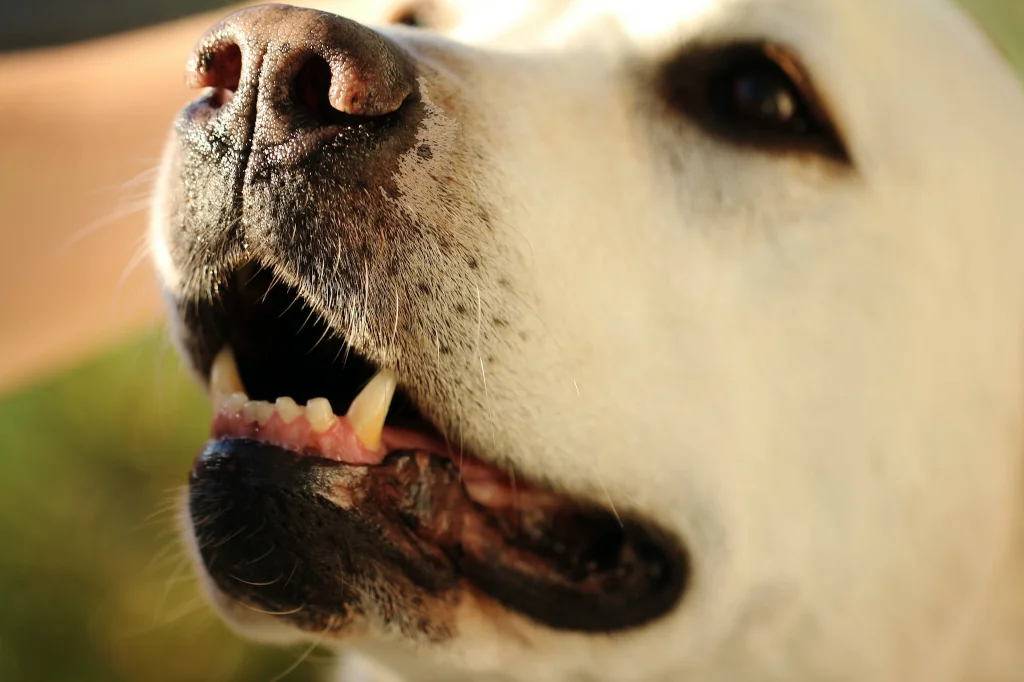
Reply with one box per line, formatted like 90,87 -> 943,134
0,1 -> 1022,681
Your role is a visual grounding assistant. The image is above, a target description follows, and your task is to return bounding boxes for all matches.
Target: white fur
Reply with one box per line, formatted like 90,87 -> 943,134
152,1 -> 1024,680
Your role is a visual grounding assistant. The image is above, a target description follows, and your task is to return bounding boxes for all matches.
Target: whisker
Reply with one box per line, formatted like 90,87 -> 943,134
595,476 -> 622,527
361,261 -> 371,342
229,573 -> 283,587
120,595 -> 213,638
209,524 -> 250,549
141,495 -> 187,526
116,236 -> 157,294
276,284 -> 304,319
266,618 -> 333,682
150,595 -> 212,631
283,558 -> 301,588
474,286 -> 498,455
61,191 -> 153,251
152,554 -> 193,627
389,285 -> 401,359
307,319 -> 336,356
243,543 -> 278,566
240,601 -> 307,616
296,307 -> 321,341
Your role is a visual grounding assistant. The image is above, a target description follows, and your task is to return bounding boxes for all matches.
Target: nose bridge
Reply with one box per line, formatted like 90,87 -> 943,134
186,3 -> 417,149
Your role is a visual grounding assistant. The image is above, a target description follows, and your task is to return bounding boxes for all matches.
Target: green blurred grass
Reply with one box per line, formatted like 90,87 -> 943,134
0,332 -> 320,682
960,0 -> 1024,71
0,2 -> 1021,682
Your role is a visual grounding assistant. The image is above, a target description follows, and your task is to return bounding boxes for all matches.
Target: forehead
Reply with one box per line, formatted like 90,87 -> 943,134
431,0 -> 1010,120
438,0 -> 950,51
316,0 -> 1022,180
325,0 -> 999,78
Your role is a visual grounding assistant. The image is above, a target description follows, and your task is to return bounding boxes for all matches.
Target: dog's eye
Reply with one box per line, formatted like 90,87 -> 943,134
722,68 -> 800,130
390,2 -> 433,28
659,43 -> 849,162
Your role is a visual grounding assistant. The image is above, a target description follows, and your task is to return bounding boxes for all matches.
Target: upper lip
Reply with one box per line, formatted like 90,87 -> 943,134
176,261 -> 432,432
183,261 -> 559,509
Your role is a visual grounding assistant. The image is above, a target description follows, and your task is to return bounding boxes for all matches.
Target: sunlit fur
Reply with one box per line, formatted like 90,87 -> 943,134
151,1 -> 1024,680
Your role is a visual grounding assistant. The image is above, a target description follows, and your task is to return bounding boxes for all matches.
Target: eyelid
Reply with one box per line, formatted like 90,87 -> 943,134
657,42 -> 851,164
760,44 -> 842,142
390,2 -> 431,28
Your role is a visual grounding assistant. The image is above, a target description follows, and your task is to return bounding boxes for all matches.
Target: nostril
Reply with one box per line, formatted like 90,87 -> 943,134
292,56 -> 335,120
191,42 -> 242,108
293,56 -> 333,118
290,56 -> 374,126
185,5 -> 415,142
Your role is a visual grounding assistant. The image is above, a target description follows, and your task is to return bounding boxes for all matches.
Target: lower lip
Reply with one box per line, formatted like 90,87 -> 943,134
210,406 -> 551,508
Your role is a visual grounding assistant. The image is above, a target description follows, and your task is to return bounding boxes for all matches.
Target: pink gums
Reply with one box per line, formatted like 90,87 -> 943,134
210,407 -> 513,486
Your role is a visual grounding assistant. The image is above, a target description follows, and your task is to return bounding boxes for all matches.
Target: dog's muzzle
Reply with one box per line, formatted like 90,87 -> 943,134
164,3 -> 688,639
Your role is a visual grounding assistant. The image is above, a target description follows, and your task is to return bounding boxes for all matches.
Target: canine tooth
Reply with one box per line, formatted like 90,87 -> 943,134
256,402 -> 275,426
275,397 -> 303,424
346,369 -> 397,451
223,392 -> 247,417
307,397 -> 336,433
210,347 -> 245,406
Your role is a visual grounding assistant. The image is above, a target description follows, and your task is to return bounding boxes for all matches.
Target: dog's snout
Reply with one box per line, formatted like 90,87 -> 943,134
185,3 -> 416,146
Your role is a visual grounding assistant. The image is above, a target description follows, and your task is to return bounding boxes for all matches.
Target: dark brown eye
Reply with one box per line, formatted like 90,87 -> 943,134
659,43 -> 848,162
726,70 -> 800,129
391,3 -> 432,28
394,11 -> 424,27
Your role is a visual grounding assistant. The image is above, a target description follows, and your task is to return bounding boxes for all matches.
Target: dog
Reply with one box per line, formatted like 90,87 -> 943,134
148,0 -> 1024,680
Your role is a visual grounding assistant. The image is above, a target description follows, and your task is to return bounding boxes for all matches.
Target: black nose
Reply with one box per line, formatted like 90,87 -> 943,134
184,3 -> 416,152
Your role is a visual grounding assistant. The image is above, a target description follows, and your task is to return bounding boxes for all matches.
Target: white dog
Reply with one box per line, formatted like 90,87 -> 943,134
148,1 -> 1024,680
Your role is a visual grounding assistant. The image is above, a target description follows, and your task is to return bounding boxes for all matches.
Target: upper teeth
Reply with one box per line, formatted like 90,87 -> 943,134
210,347 -> 245,408
208,347 -> 397,451
345,370 -> 397,451
306,397 -> 336,433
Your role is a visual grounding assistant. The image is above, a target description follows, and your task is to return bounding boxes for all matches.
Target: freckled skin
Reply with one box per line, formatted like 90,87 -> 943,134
166,52 -> 524,451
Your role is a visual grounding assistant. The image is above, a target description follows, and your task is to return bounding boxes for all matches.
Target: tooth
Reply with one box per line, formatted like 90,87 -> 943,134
242,401 -> 260,423
256,402 -> 275,426
210,347 -> 245,407
346,369 -> 397,451
306,397 -> 336,433
275,397 -> 303,424
223,392 -> 247,417
464,479 -> 515,508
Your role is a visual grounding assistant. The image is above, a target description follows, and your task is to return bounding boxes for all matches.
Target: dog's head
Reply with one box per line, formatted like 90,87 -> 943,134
150,1 -> 1024,680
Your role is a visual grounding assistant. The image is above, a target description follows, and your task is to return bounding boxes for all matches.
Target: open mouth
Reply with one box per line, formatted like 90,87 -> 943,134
184,265 -> 687,634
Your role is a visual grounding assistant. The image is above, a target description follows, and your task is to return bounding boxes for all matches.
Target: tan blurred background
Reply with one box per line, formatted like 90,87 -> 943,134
0,1 -> 1021,681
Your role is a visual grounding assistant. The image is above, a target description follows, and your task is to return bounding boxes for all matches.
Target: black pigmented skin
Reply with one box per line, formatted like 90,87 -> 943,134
189,439 -> 688,635
189,439 -> 461,636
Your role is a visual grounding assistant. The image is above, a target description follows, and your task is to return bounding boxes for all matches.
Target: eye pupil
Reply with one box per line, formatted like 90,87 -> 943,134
395,12 -> 423,27
733,72 -> 796,123
392,1 -> 436,28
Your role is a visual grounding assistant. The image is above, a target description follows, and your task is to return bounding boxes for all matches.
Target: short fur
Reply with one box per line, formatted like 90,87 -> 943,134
150,1 -> 1024,680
